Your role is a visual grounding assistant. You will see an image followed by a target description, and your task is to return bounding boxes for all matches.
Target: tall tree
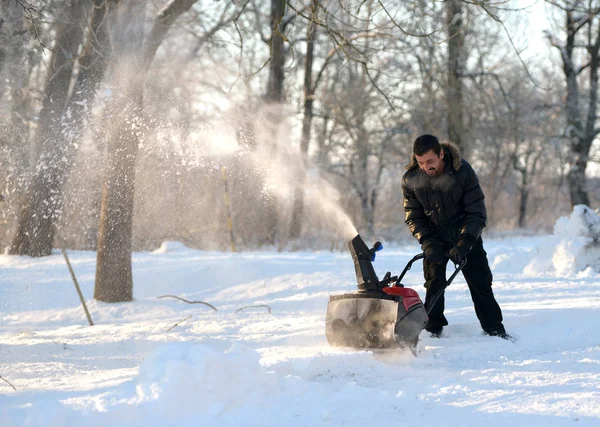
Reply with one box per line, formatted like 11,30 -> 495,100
546,1 -> 600,207
94,0 -> 243,299
446,0 -> 465,151
265,0 -> 287,103
94,0 -> 205,302
0,0 -> 32,243
261,0 -> 291,246
10,0 -> 90,256
289,0 -> 318,241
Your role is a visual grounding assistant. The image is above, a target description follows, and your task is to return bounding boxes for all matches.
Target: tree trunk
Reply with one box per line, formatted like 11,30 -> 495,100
261,0 -> 287,246
94,1 -> 145,302
445,0 -> 464,151
517,168 -> 528,228
94,0 -> 198,302
357,139 -> 372,238
355,105 -> 371,237
552,9 -> 599,208
361,191 -> 375,238
0,0 -> 30,216
61,0 -> 113,148
10,0 -> 89,256
94,88 -> 143,302
567,158 -> 590,206
266,0 -> 286,103
289,0 -> 318,241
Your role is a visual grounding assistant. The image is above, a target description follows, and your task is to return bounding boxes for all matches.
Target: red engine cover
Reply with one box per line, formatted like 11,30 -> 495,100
382,286 -> 423,312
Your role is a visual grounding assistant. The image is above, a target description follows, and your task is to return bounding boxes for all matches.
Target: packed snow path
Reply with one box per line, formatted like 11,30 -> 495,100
1,236 -> 599,426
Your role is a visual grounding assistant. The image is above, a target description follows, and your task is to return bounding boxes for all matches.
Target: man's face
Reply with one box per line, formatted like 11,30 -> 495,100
415,149 -> 444,177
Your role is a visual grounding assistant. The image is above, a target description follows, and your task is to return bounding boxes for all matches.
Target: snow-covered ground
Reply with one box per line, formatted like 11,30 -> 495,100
2,219 -> 600,425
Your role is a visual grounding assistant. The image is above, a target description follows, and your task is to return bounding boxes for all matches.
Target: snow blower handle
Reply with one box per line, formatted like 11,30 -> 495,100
447,258 -> 467,286
395,253 -> 426,285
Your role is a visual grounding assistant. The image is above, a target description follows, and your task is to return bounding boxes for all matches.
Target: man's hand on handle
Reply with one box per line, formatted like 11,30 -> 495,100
449,234 -> 476,264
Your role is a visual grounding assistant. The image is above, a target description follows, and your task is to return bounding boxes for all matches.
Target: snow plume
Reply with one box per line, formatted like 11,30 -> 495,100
303,169 -> 358,240
248,105 -> 358,242
137,102 -> 358,248
492,205 -> 600,276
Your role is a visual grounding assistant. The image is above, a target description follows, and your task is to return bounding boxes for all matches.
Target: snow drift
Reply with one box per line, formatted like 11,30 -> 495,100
492,205 -> 600,275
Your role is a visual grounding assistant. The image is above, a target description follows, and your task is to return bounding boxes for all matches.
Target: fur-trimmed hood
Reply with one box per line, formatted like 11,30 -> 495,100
405,142 -> 462,172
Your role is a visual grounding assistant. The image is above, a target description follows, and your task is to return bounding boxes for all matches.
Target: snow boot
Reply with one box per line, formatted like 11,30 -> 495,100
484,323 -> 512,340
425,318 -> 444,338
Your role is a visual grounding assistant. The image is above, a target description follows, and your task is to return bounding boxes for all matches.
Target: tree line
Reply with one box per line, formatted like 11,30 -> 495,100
0,0 -> 599,302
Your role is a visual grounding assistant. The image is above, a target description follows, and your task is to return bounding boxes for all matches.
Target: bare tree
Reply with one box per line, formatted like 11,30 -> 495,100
0,0 -> 33,246
546,0 -> 600,208
265,0 -> 287,103
94,0 -> 200,302
94,0 -> 245,301
10,0 -> 90,256
446,0 -> 466,150
289,0 -> 318,241
262,0 -> 295,245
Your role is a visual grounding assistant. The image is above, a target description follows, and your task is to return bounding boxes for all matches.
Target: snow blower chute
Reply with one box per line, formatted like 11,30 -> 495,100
325,234 -> 465,350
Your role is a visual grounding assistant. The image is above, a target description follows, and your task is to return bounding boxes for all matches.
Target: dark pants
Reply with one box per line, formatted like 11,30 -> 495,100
423,237 -> 503,331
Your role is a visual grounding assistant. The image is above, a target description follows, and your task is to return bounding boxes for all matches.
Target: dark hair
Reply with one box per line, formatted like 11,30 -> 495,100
413,134 -> 441,156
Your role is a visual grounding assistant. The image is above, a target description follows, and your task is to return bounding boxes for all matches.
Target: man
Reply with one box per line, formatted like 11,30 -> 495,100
401,134 -> 510,339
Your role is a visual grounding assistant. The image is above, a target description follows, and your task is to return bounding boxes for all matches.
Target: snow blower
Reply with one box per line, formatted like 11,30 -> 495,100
325,234 -> 466,350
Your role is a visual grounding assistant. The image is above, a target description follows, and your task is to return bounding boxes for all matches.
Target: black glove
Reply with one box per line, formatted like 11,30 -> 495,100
449,234 -> 477,264
422,241 -> 445,264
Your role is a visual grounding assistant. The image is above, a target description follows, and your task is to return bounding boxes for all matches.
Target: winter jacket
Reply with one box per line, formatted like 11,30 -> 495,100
401,142 -> 487,249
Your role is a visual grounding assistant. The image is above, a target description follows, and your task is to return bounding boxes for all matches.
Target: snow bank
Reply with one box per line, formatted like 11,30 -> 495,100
492,205 -> 600,276
82,341 -> 280,424
5,341 -> 282,427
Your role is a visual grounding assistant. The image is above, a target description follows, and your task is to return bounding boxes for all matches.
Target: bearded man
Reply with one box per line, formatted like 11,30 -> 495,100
401,134 -> 510,339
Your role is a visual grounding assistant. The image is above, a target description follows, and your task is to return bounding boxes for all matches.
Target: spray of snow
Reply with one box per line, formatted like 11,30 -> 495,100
252,104 -> 358,240
171,103 -> 358,242
303,169 -> 358,239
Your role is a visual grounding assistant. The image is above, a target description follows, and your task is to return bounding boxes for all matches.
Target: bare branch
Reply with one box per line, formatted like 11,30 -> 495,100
165,315 -> 193,331
376,0 -> 442,39
235,304 -> 272,314
157,295 -> 218,311
484,4 -> 544,89
144,0 -> 200,69
61,247 -> 94,327
0,374 -> 16,391
356,0 -> 369,14
16,0 -> 52,53
363,64 -> 395,111
577,62 -> 591,75
187,1 -> 249,59
313,31 -> 395,91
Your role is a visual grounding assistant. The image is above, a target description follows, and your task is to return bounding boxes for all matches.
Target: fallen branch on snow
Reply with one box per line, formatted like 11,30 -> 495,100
157,295 -> 217,311
61,247 -> 94,326
0,374 -> 16,390
235,304 -> 272,314
165,315 -> 193,332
